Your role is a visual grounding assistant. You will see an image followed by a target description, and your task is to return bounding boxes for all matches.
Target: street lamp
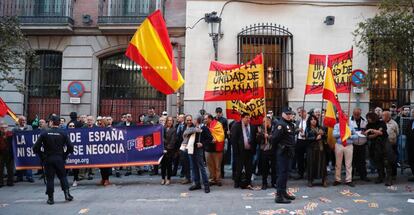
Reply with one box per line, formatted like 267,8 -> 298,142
204,11 -> 223,61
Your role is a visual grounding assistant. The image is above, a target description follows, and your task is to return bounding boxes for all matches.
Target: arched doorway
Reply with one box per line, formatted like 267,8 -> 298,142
238,23 -> 294,115
99,52 -> 166,122
26,50 -> 62,121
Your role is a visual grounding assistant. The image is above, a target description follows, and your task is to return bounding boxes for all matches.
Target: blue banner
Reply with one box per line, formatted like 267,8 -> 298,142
12,125 -> 164,170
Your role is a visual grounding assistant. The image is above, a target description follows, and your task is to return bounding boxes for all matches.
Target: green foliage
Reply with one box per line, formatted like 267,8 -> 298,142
0,16 -> 35,92
353,0 -> 414,82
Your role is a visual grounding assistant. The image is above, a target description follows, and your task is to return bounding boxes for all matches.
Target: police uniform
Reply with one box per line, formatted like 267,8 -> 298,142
33,116 -> 74,205
272,107 -> 296,204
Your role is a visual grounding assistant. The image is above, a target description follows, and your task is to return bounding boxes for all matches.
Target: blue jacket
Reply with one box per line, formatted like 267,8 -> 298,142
333,123 -> 358,146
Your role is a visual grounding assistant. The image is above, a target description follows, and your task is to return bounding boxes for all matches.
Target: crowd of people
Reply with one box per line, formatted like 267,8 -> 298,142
1,104 -> 414,204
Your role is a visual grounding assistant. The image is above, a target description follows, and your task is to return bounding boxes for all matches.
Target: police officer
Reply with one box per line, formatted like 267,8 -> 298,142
272,107 -> 296,204
33,115 -> 74,205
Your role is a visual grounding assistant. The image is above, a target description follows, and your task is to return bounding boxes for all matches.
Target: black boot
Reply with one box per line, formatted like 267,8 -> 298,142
47,194 -> 54,205
64,189 -> 74,201
283,191 -> 296,200
275,192 -> 291,204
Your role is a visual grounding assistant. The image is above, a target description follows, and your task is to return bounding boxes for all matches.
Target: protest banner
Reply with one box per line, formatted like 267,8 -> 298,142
226,98 -> 265,125
305,49 -> 353,94
12,125 -> 164,170
203,54 -> 265,101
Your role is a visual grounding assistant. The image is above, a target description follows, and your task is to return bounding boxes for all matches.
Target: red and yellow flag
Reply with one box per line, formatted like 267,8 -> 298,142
125,10 -> 184,95
324,101 -> 337,149
305,49 -> 353,95
208,120 -> 225,152
226,98 -> 265,125
204,54 -> 265,101
322,67 -> 351,146
0,97 -> 18,123
324,101 -> 336,128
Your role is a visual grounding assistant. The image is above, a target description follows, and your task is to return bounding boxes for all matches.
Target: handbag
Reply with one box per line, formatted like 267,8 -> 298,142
187,133 -> 196,155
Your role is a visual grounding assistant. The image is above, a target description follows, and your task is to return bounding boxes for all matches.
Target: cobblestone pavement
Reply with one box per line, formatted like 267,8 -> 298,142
0,169 -> 413,215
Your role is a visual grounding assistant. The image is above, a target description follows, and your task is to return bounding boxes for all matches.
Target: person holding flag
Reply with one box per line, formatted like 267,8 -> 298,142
321,56 -> 357,187
332,112 -> 358,187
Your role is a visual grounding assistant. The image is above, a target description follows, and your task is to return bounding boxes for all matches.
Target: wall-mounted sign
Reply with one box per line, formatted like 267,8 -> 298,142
351,69 -> 366,87
68,81 -> 85,98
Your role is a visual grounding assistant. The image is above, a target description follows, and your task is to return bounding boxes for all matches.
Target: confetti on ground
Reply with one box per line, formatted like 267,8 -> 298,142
257,210 -> 277,215
245,205 -> 252,209
287,191 -> 296,197
253,186 -> 262,191
319,197 -> 332,203
368,202 -> 379,208
405,185 -> 413,192
385,207 -> 400,213
208,213 -> 217,215
78,208 -> 89,214
408,199 -> 414,204
0,204 -> 9,208
340,189 -> 359,197
290,209 -> 306,215
322,211 -> 335,215
180,193 -> 189,197
242,193 -> 254,197
274,208 -> 289,214
334,207 -> 349,214
288,187 -> 299,193
304,202 -> 318,211
353,199 -> 368,203
386,186 -> 398,191
302,196 -> 309,199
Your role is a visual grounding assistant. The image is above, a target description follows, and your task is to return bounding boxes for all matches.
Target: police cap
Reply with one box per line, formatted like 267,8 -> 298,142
282,107 -> 293,114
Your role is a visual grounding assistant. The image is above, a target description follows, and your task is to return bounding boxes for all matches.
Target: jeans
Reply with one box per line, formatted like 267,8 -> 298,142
189,149 -> 209,186
180,150 -> 191,180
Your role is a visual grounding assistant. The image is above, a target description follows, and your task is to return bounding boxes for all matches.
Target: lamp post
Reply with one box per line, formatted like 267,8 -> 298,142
204,11 -> 223,61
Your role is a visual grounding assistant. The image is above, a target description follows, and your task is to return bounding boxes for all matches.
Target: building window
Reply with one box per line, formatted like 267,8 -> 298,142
369,65 -> 412,109
99,53 -> 166,121
238,23 -> 293,115
26,50 -> 62,121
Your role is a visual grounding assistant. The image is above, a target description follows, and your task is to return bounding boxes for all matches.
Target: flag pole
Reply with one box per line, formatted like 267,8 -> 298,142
347,47 -> 354,117
262,53 -> 268,144
320,54 -> 329,126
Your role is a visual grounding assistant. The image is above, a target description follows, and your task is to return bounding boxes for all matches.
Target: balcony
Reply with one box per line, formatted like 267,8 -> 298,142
0,0 -> 74,34
98,0 -> 160,33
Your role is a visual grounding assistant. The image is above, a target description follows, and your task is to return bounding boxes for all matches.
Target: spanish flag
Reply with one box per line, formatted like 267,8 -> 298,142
322,68 -> 351,146
324,101 -> 337,150
204,54 -> 265,101
208,120 -> 225,152
125,10 -> 184,95
323,101 -> 336,128
0,97 -> 18,123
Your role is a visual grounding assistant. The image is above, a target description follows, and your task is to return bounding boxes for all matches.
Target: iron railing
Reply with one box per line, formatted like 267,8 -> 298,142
99,52 -> 166,121
26,50 -> 62,121
0,0 -> 74,25
98,0 -> 158,24
237,23 -> 294,115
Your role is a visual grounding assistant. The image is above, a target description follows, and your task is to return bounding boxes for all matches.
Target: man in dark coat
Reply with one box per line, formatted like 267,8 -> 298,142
231,112 -> 257,189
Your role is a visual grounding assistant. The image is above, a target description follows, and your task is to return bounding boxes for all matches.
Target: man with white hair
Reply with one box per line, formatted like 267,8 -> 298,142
13,116 -> 34,183
350,107 -> 369,182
